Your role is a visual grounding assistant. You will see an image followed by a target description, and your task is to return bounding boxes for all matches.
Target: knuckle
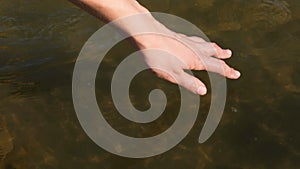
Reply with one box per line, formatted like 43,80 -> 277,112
219,61 -> 230,74
208,43 -> 218,55
219,60 -> 226,67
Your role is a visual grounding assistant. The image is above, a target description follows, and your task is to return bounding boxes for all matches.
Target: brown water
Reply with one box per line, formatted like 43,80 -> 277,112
0,0 -> 299,168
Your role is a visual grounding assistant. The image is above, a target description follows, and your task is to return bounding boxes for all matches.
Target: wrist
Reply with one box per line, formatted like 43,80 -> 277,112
130,18 -> 174,49
69,0 -> 149,21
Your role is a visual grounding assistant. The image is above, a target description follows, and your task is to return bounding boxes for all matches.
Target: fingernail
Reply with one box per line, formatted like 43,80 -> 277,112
197,86 -> 207,95
235,71 -> 241,78
226,49 -> 232,55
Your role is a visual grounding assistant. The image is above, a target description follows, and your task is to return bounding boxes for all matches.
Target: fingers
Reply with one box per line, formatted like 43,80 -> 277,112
153,68 -> 207,95
176,71 -> 207,95
188,36 -> 206,43
189,41 -> 240,79
201,56 -> 241,79
177,34 -> 206,44
179,35 -> 232,59
210,43 -> 232,59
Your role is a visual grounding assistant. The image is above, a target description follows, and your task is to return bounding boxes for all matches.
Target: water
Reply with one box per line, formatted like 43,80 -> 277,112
0,0 -> 299,168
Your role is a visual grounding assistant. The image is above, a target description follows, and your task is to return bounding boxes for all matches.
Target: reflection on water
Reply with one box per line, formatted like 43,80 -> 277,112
0,0 -> 299,168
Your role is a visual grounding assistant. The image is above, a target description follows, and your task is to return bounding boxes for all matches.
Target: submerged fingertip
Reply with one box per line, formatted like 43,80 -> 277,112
226,49 -> 232,55
224,49 -> 233,58
231,70 -> 241,79
236,71 -> 241,78
197,86 -> 207,95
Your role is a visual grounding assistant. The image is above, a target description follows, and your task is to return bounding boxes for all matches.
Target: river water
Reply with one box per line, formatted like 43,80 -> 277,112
0,0 -> 299,168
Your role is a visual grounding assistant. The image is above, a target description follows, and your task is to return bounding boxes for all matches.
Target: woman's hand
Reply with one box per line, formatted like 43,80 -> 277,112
69,0 -> 241,95
133,28 -> 241,95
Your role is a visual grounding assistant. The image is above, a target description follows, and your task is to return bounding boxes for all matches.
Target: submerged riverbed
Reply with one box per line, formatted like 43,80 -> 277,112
0,0 -> 299,168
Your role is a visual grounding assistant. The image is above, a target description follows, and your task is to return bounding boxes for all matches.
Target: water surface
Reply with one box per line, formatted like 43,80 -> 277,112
0,0 -> 299,168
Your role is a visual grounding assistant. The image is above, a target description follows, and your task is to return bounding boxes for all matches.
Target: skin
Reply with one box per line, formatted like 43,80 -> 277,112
68,0 -> 241,95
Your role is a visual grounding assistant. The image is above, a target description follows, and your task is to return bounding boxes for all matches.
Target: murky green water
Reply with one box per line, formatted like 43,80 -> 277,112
0,0 -> 299,168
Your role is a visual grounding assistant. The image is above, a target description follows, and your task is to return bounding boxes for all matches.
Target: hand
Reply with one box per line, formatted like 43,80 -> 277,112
133,26 -> 241,95
69,0 -> 241,95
